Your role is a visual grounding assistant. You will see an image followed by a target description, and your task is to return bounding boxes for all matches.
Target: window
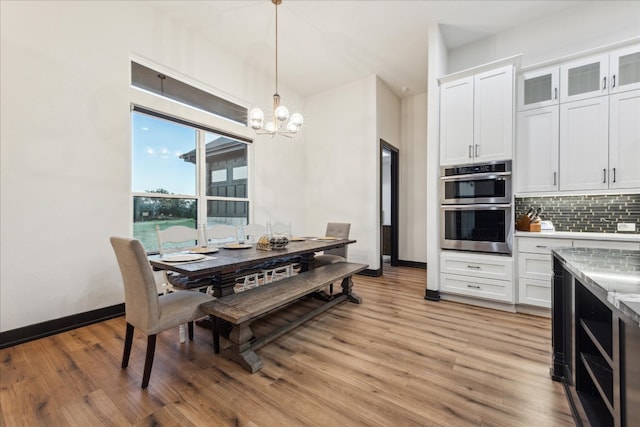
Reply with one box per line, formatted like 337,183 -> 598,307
132,110 -> 250,252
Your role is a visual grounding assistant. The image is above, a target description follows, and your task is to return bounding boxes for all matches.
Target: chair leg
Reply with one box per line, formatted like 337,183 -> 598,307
141,334 -> 157,389
188,321 -> 194,340
179,324 -> 186,343
122,322 -> 134,369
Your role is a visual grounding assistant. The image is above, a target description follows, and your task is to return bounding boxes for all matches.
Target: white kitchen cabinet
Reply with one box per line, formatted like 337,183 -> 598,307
609,90 -> 640,189
474,66 -> 514,163
559,96 -> 610,191
517,67 -> 559,111
440,65 -> 513,165
440,76 -> 474,165
516,106 -> 559,193
440,251 -> 514,303
560,53 -> 609,103
610,44 -> 640,94
559,44 -> 640,102
515,235 -> 640,309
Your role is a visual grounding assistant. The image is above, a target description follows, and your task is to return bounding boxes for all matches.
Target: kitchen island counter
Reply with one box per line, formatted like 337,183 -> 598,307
551,247 -> 640,427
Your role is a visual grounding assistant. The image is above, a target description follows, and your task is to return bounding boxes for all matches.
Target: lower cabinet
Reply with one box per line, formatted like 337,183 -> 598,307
516,236 -> 640,308
440,251 -> 514,303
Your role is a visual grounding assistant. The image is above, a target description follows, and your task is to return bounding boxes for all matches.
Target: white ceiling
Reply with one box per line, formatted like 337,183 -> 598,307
148,0 -> 586,98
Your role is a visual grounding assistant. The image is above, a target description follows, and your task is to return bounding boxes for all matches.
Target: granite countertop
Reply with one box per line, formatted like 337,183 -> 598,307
515,231 -> 640,242
552,247 -> 640,326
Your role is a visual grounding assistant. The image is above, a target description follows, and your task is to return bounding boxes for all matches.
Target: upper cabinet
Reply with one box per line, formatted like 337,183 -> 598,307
440,65 -> 514,166
560,45 -> 640,103
516,40 -> 640,194
560,53 -> 609,103
517,67 -> 560,111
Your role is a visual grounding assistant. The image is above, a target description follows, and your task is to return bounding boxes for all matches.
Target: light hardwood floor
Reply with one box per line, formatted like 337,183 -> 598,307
0,265 -> 574,426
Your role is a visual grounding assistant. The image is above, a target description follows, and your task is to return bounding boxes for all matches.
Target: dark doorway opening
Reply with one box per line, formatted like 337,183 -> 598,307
380,140 -> 399,270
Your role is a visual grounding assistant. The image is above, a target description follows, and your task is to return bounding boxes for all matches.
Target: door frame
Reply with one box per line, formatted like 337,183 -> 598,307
380,140 -> 399,268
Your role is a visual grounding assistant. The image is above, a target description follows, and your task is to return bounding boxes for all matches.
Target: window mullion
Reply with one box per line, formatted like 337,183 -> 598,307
197,130 -> 208,229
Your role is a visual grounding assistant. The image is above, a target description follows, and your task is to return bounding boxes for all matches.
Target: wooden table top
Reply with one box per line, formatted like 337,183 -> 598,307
148,238 -> 355,278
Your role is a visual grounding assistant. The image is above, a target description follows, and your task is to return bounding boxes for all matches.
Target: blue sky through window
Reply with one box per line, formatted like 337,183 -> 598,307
131,112 -> 196,195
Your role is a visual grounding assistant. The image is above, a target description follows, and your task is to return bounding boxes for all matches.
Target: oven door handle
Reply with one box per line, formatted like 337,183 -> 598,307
440,171 -> 511,181
441,204 -> 512,210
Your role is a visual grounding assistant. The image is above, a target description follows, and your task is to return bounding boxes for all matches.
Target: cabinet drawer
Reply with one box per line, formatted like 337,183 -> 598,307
441,273 -> 513,303
440,251 -> 513,281
518,253 -> 553,280
518,277 -> 551,308
517,237 -> 572,254
572,239 -> 640,250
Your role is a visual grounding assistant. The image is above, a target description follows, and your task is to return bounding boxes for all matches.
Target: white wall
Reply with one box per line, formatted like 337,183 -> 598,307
0,1 -> 306,332
400,93 -> 428,263
448,1 -> 640,73
303,76 -> 380,270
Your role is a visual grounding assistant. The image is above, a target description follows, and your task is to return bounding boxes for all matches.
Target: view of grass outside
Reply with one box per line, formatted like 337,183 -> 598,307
134,218 -> 197,253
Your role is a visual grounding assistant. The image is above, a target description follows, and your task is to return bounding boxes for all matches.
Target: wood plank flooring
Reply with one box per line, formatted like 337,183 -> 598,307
0,265 -> 574,426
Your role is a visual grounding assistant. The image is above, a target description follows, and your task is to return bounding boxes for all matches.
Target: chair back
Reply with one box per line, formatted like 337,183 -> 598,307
110,237 -> 160,333
243,223 -> 267,242
271,222 -> 292,235
205,224 -> 238,245
325,222 -> 351,258
155,225 -> 200,254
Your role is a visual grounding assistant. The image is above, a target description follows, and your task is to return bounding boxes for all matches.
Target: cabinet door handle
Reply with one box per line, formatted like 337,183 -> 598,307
553,171 -> 557,186
613,167 -> 616,183
475,144 -> 479,157
468,145 -> 473,158
603,168 -> 607,183
466,265 -> 481,269
603,76 -> 607,90
536,245 -> 548,248
612,74 -> 616,88
554,87 -> 558,100
467,284 -> 481,289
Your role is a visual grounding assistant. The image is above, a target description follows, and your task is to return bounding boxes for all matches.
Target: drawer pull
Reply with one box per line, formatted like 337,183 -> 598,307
467,285 -> 481,289
466,265 -> 481,269
535,245 -> 548,248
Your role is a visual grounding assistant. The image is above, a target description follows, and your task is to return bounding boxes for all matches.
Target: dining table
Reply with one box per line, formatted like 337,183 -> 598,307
148,237 -> 357,298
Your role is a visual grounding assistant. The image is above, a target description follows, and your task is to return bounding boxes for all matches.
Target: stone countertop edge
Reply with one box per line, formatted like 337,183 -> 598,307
552,247 -> 640,327
515,231 -> 640,242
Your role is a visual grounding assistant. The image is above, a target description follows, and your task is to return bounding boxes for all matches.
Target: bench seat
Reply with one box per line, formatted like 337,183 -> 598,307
200,262 -> 367,372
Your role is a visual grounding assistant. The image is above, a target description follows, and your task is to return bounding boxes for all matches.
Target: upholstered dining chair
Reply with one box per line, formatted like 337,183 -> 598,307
315,222 -> 351,267
110,236 -> 214,388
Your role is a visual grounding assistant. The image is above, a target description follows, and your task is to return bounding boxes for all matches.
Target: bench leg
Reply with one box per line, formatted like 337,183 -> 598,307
341,276 -> 362,304
223,323 -> 263,373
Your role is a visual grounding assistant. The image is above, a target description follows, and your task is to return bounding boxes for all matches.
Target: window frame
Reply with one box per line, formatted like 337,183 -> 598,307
129,57 -> 255,251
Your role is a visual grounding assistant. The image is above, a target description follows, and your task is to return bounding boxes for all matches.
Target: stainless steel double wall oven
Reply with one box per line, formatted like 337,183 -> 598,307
440,160 -> 512,254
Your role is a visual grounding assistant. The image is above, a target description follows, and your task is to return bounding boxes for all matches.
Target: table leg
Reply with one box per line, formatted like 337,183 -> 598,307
222,323 -> 263,373
341,276 -> 362,304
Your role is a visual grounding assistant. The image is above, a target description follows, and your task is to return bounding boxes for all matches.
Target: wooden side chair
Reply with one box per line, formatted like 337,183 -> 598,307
110,237 -> 214,388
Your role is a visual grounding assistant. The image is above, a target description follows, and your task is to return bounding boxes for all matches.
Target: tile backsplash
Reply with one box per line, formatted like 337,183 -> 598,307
515,194 -> 640,234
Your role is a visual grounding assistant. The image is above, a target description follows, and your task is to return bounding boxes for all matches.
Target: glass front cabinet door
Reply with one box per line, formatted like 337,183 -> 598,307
517,67 -> 559,111
610,44 -> 640,94
560,53 -> 609,103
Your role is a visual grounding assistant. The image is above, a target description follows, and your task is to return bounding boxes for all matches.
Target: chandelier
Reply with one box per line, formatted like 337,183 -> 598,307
248,0 -> 303,138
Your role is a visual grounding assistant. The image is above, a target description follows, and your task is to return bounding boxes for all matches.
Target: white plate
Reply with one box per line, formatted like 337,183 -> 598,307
188,246 -> 219,254
161,253 -> 206,262
223,243 -> 253,250
315,236 -> 338,241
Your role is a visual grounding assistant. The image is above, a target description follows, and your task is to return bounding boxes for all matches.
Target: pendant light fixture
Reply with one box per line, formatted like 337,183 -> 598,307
248,0 -> 303,138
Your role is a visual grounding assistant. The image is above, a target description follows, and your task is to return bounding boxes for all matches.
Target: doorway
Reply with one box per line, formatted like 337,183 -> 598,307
380,140 -> 399,270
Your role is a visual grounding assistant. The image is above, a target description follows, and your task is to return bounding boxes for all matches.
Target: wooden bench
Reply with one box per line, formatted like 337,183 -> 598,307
200,262 -> 368,373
